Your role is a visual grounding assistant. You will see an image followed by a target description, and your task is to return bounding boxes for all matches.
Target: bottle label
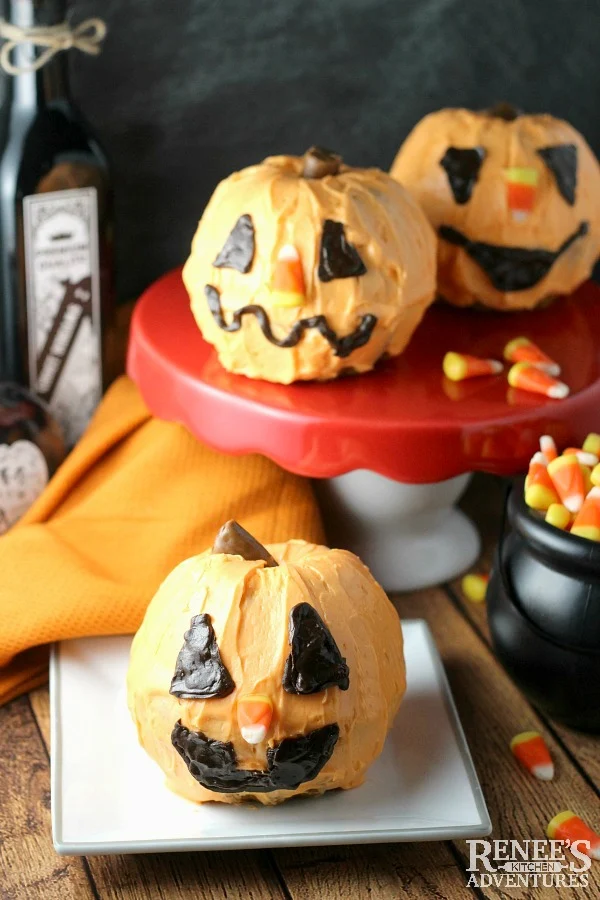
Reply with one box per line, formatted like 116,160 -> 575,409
23,186 -> 102,445
0,440 -> 49,534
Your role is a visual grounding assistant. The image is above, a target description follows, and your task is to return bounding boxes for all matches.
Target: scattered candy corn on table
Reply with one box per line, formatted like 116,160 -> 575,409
127,269 -> 600,589
4,475 -> 600,899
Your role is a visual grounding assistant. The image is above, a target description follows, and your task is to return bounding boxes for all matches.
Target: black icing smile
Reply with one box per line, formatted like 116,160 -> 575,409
172,721 -> 339,793
205,285 -> 377,358
439,221 -> 589,292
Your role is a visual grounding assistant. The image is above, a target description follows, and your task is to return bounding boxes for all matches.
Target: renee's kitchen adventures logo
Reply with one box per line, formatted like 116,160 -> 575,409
466,839 -> 592,889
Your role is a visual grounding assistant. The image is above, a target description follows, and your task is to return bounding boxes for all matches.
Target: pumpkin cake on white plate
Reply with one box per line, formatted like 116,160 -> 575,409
127,520 -> 406,806
182,147 -> 437,383
390,104 -> 600,311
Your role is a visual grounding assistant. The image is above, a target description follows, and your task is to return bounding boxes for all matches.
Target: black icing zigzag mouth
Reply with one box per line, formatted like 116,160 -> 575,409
172,721 -> 339,794
439,221 -> 589,292
204,285 -> 377,359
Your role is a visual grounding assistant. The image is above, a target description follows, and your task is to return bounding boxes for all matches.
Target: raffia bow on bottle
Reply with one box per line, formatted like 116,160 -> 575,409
0,17 -> 106,75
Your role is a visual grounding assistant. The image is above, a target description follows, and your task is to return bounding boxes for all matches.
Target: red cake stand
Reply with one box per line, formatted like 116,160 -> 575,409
127,269 -> 600,590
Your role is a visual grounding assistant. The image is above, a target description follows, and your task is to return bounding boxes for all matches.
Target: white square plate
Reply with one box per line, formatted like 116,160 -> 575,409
50,619 -> 491,855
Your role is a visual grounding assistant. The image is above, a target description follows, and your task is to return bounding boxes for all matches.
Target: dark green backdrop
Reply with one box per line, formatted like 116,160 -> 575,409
70,0 -> 600,301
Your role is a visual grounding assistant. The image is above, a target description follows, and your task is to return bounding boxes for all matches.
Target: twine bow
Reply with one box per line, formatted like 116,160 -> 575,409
0,18 -> 106,75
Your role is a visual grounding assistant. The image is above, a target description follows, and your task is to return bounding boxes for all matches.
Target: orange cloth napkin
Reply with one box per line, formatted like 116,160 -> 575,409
0,376 -> 324,705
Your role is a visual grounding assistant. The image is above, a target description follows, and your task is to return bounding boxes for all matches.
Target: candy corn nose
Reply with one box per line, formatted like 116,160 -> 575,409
504,168 -> 538,221
237,694 -> 273,744
270,244 -> 306,308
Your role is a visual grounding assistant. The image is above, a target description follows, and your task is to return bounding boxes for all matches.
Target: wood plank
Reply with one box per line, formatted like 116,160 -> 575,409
273,842 -> 472,900
548,724 -> 600,792
29,687 -> 286,900
0,696 -> 95,900
29,686 -> 51,747
399,587 -> 600,899
87,851 -> 286,900
455,474 -> 600,788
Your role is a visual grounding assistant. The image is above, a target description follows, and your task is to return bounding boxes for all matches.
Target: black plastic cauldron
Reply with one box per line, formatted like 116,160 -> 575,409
487,479 -> 600,733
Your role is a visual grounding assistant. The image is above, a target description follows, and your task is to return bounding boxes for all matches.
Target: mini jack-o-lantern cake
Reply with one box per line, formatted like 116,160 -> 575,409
182,147 -> 436,382
127,521 -> 406,805
390,104 -> 600,311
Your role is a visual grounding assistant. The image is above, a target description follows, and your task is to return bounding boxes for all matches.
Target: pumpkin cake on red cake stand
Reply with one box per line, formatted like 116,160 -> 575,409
129,131 -> 600,591
127,268 -> 600,591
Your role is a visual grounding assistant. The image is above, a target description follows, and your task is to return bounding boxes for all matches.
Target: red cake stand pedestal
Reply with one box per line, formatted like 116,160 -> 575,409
127,269 -> 600,590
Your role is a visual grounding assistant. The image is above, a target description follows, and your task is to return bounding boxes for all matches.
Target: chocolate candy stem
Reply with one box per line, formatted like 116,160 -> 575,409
302,146 -> 342,179
212,520 -> 277,566
485,102 -> 522,121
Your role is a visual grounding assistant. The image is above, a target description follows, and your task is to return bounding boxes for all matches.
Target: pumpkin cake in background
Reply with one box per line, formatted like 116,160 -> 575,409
182,147 -> 437,383
390,104 -> 600,311
127,520 -> 406,806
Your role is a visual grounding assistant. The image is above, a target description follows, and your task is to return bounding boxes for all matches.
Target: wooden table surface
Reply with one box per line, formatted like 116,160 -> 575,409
1,473 -> 599,900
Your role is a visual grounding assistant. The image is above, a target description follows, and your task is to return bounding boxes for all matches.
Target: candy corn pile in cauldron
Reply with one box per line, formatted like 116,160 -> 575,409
525,433 -> 600,540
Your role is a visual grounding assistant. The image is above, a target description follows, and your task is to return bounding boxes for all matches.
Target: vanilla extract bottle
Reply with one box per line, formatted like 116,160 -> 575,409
0,0 -> 113,444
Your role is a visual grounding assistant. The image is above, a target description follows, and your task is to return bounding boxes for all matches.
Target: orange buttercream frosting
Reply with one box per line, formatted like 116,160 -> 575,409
182,152 -> 436,382
127,539 -> 406,805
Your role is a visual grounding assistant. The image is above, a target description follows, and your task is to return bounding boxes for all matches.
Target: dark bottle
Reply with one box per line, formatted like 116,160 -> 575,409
0,0 -> 114,445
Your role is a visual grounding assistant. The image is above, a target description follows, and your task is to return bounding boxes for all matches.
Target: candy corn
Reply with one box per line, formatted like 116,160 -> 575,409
505,337 -> 561,376
510,731 -> 554,781
504,168 -> 538,221
545,503 -> 572,530
525,452 -> 559,511
443,352 -> 503,382
461,573 -> 489,603
547,811 -> 600,859
583,433 -> 600,456
540,434 -> 558,463
563,448 -> 599,468
527,435 -> 600,540
582,451 -> 599,467
547,454 -> 586,514
508,362 -> 569,399
571,486 -> 600,541
580,464 -> 593,495
237,693 -> 273,744
270,245 -> 306,308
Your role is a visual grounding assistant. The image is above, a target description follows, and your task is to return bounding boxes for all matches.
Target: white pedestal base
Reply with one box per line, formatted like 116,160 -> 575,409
315,470 -> 480,592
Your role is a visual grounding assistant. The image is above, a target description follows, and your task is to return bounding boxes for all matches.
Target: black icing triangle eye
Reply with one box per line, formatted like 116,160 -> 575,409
537,144 -> 578,205
440,147 -> 486,204
213,214 -> 255,273
318,220 -> 367,282
282,602 -> 350,694
170,613 -> 235,699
